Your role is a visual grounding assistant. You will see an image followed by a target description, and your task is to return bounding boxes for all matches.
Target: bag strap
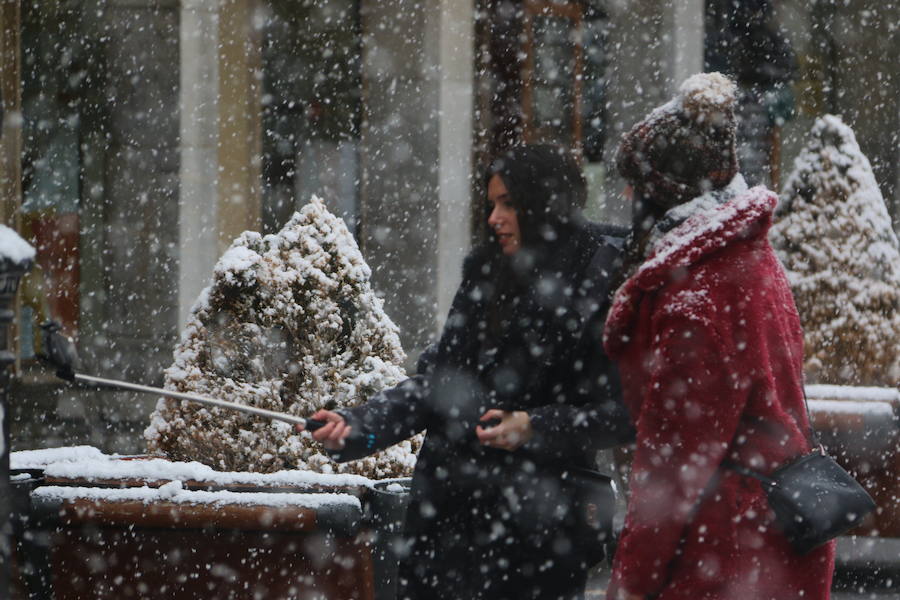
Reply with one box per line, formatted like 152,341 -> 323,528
720,459 -> 777,488
722,381 -> 822,482
798,383 -> 822,449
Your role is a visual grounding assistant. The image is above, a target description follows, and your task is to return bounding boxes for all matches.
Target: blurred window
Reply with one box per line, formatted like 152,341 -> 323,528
704,0 -> 796,188
19,1 -> 91,358
260,0 -> 362,235
522,2 -> 607,155
483,0 -> 608,218
522,2 -> 583,150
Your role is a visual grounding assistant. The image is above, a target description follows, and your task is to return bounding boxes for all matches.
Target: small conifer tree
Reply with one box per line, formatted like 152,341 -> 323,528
771,115 -> 900,386
145,197 -> 421,476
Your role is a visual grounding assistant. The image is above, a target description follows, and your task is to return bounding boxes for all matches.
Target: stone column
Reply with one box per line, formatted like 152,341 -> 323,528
98,0 -> 180,384
436,0 -> 474,325
777,0 -> 899,232
827,0 -> 899,231
359,0 -> 475,358
216,0 -> 262,248
178,0 -> 263,328
0,0 -> 21,225
665,0 -> 705,87
178,0 -> 220,327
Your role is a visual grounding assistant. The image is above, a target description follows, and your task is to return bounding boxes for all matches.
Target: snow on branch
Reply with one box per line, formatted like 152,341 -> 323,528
771,115 -> 900,387
145,197 -> 421,477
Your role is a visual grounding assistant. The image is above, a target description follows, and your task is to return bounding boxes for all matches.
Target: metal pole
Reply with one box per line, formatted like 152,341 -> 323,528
73,373 -> 309,427
0,307 -> 12,600
0,257 -> 31,598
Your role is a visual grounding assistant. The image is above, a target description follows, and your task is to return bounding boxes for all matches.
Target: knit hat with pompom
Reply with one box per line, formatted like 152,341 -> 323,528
616,72 -> 739,209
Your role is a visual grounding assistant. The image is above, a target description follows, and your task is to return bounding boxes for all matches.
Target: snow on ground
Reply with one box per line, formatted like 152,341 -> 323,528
807,400 -> 895,417
806,384 -> 898,418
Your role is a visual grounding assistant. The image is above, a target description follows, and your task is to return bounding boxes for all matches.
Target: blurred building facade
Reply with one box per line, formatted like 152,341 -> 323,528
0,0 -> 897,452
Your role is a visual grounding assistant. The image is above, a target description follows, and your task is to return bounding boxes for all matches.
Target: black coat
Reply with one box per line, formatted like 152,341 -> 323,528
333,222 -> 634,600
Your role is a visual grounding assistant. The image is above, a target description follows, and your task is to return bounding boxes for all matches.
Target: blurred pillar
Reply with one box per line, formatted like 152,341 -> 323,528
666,0 -> 705,89
179,0 -> 220,329
178,0 -> 263,328
178,0 -> 262,329
216,0 -> 262,249
822,0 -> 900,232
92,0 -> 180,384
359,0 -> 474,356
436,0 -> 474,329
0,0 -> 21,226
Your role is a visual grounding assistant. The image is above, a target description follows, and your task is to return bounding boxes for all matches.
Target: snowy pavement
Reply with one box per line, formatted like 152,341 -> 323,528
585,538 -> 900,600
585,564 -> 611,598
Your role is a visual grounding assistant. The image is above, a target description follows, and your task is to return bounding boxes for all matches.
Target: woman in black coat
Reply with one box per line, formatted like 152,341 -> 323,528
301,145 -> 634,600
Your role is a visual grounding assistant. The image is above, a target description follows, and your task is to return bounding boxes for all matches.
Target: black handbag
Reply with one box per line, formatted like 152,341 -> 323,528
723,393 -> 876,555
510,466 -> 616,565
562,467 -> 617,564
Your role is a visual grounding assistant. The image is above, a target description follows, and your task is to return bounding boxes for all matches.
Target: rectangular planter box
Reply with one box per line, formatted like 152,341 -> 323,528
33,501 -> 372,599
11,451 -> 389,600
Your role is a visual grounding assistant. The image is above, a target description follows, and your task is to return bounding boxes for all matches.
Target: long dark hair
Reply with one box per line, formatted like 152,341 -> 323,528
609,188 -> 660,297
485,144 -> 587,252
478,144 -> 588,338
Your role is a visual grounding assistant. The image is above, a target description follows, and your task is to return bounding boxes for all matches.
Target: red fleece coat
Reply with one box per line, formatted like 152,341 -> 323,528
604,187 -> 835,600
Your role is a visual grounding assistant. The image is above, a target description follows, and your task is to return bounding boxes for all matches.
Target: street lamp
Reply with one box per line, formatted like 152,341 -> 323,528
0,225 -> 35,597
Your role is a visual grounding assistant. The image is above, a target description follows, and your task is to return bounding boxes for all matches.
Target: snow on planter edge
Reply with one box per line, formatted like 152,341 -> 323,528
32,481 -> 362,510
41,455 -> 375,489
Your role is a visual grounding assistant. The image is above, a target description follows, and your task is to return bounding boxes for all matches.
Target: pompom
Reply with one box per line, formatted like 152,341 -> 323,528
679,72 -> 737,126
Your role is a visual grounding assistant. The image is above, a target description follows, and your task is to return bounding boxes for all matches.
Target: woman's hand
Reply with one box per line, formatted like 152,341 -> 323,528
475,409 -> 532,451
295,410 -> 352,451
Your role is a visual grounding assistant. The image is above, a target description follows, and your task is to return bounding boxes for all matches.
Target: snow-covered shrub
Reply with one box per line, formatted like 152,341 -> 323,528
771,115 -> 900,386
145,196 -> 421,476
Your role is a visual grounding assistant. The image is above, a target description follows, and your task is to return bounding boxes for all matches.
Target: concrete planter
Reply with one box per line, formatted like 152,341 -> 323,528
9,470 -> 50,599
10,451 -> 411,600
367,479 -> 412,600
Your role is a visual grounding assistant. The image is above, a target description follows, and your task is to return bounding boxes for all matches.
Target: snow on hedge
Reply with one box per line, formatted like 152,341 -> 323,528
145,197 -> 421,476
770,115 -> 900,387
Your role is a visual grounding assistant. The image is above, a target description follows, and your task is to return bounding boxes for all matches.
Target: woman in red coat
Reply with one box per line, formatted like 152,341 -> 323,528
604,72 -> 835,600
